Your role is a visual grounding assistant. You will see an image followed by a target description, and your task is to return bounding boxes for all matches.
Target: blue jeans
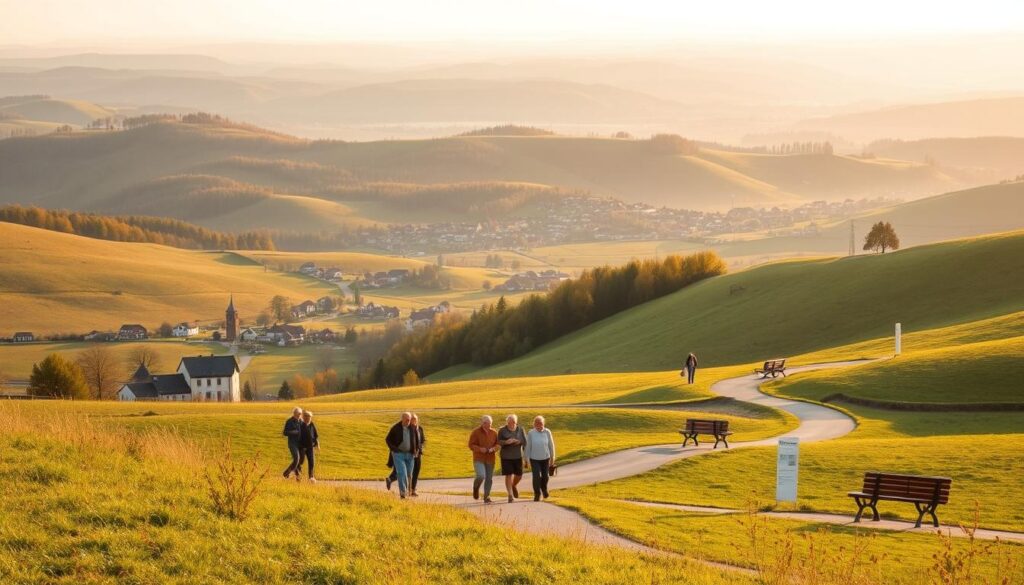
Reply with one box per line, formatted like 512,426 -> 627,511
473,461 -> 494,498
392,451 -> 415,495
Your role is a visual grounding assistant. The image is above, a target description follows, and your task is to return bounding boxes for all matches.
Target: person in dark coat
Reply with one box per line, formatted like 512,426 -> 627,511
295,410 -> 320,482
386,413 -> 425,495
282,407 -> 303,478
685,352 -> 698,384
384,412 -> 419,498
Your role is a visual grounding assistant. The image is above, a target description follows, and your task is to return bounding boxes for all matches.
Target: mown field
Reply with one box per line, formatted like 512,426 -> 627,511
0,222 -> 335,336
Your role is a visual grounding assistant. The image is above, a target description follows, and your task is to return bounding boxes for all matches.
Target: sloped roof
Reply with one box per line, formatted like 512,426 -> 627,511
130,363 -> 152,383
123,373 -> 190,398
180,355 -> 239,378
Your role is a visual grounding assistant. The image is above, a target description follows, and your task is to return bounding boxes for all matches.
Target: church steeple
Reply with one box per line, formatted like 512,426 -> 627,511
225,294 -> 239,342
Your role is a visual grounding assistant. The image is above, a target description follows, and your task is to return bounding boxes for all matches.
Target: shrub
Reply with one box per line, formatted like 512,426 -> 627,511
203,444 -> 268,521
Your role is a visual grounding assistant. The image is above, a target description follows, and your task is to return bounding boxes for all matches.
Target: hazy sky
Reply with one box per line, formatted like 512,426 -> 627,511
3,0 -> 1024,46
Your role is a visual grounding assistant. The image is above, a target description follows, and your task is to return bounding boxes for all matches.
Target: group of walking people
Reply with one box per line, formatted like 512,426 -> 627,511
282,407 -> 320,482
382,411 -> 557,503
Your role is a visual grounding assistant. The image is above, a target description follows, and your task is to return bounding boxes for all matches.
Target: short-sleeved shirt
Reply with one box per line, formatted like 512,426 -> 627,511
497,425 -> 527,460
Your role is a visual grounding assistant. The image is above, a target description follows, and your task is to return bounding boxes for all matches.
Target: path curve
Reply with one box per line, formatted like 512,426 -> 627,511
412,361 -> 862,494
335,361 -> 865,556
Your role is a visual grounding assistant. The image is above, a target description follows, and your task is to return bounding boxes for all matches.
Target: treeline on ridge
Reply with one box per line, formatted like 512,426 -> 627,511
0,205 -> 275,250
357,251 -> 726,388
323,181 -> 578,215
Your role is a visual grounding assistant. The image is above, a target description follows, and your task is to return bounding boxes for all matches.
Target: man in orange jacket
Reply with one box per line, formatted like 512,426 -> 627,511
468,415 -> 500,503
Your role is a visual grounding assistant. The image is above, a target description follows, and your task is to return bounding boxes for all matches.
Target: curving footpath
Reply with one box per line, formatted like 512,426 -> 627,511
336,360 -> 1023,556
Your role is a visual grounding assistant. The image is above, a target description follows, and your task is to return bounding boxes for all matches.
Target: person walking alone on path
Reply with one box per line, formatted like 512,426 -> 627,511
296,410 -> 320,483
282,407 -> 303,478
685,352 -> 699,384
385,412 -> 419,499
468,415 -> 500,503
498,414 -> 527,503
387,413 -> 426,496
525,415 -> 556,501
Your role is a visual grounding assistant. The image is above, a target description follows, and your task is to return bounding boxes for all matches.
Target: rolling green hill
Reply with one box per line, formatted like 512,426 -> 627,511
0,119 -> 959,223
0,221 -> 334,335
460,230 -> 1024,377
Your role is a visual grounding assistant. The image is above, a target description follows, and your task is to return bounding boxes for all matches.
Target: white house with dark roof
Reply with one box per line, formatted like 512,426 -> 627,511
117,355 -> 241,402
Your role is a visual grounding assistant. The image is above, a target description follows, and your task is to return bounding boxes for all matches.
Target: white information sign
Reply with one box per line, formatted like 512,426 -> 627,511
895,322 -> 902,356
776,437 -> 799,502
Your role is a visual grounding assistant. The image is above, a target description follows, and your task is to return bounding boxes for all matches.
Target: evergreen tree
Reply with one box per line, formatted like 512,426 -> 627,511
278,380 -> 294,400
242,381 -> 254,401
28,354 -> 89,399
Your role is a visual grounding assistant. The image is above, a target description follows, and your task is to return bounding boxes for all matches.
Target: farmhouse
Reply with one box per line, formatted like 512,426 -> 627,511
13,332 -> 34,343
117,355 -> 241,402
299,262 -> 317,275
266,324 -> 305,344
84,330 -> 115,341
290,300 -> 317,319
239,327 -> 261,342
357,302 -> 400,319
172,322 -> 199,337
408,301 -> 451,328
117,324 -> 148,340
323,267 -> 343,280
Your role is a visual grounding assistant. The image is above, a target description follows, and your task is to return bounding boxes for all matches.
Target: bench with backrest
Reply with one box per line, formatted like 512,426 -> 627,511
754,359 -> 787,378
679,419 -> 732,449
848,471 -> 952,528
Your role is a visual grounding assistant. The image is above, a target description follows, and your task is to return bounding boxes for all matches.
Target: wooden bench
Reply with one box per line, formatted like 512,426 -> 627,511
848,471 -> 952,528
754,359 -> 787,378
679,419 -> 732,449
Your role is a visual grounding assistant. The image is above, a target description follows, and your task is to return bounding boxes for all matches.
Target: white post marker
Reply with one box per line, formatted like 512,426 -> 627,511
776,437 -> 799,503
895,322 -> 902,356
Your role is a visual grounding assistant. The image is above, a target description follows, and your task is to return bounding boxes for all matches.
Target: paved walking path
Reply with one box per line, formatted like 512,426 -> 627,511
335,359 -> 1024,559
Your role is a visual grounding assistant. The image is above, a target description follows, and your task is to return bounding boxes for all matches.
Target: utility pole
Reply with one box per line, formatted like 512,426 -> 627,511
849,220 -> 855,256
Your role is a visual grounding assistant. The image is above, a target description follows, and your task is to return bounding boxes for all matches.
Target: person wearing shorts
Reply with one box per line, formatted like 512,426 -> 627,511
498,414 -> 527,503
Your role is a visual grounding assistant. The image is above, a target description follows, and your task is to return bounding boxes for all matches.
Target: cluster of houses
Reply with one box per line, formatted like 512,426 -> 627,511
359,269 -> 412,289
494,270 -> 572,292
289,296 -> 339,320
299,262 -> 344,281
353,301 -> 451,329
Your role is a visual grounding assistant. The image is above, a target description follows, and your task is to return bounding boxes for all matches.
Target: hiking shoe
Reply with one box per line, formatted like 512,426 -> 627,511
282,470 -> 290,478
385,477 -> 393,491
542,491 -> 549,500
400,494 -> 406,500
533,495 -> 540,502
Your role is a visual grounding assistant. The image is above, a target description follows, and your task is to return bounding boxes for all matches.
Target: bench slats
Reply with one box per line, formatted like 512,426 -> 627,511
850,471 -> 953,526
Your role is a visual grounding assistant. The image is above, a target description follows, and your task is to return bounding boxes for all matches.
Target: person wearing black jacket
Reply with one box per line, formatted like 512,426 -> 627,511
282,407 -> 304,478
386,413 -> 425,495
384,412 -> 418,498
685,352 -> 699,384
296,410 -> 320,482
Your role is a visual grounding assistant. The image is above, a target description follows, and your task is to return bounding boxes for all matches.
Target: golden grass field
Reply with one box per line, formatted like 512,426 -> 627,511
0,222 -> 336,336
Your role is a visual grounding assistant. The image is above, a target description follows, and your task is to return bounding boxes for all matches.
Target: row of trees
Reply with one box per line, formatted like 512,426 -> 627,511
352,251 -> 727,388
0,205 -> 275,250
27,346 -> 166,399
765,142 -> 834,155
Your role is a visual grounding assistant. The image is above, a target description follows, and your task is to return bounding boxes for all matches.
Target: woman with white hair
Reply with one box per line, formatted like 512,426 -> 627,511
525,415 -> 556,501
498,414 -> 527,503
467,414 -> 499,503
296,410 -> 320,483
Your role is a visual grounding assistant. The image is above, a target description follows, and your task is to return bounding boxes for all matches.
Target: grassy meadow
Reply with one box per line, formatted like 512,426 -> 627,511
464,230 -> 1024,378
0,402 -> 745,585
0,222 -> 336,336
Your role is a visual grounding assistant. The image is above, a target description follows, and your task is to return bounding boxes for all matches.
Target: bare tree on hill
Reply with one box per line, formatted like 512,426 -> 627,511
78,345 -> 121,399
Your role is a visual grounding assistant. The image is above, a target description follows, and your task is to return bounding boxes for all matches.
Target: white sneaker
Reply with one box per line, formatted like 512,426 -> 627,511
309,477 -> 317,484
